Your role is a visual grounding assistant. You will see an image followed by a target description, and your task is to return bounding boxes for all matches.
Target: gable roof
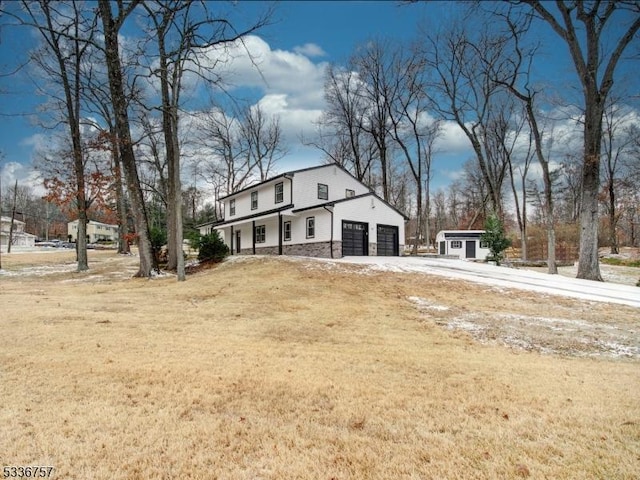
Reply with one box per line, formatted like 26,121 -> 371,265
208,162 -> 408,223
292,192 -> 409,221
217,163 -> 359,202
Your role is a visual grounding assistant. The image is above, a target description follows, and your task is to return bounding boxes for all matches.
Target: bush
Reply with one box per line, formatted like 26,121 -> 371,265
197,230 -> 229,263
150,226 -> 167,265
481,214 -> 512,266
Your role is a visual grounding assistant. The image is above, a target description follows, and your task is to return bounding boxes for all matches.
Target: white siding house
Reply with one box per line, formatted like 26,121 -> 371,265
198,164 -> 407,258
435,230 -> 490,260
1,216 -> 36,249
68,220 -> 118,243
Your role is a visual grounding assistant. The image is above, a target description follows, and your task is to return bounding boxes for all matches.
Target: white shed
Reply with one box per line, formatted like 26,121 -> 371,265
435,230 -> 490,260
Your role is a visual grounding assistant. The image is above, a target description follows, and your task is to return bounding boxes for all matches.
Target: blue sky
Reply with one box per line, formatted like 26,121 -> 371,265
0,1 -> 638,198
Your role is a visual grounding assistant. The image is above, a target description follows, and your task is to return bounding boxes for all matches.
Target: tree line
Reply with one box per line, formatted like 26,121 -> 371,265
1,1 -> 638,283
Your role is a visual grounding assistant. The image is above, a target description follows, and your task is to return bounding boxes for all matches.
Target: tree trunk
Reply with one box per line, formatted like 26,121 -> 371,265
111,132 -> 130,255
608,179 -> 618,254
98,0 -> 154,277
577,103 -> 604,281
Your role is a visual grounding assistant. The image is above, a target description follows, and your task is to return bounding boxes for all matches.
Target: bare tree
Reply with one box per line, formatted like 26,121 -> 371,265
601,102 -> 636,254
81,67 -> 131,255
485,10 -> 560,272
506,113 -> 534,261
521,1 -> 640,280
385,41 -> 441,253
98,0 -> 155,277
196,106 -> 249,196
195,100 -> 284,204
240,103 -> 286,182
17,0 -> 98,271
422,14 -> 513,217
139,1 -> 271,279
350,40 -> 396,201
318,65 -> 375,181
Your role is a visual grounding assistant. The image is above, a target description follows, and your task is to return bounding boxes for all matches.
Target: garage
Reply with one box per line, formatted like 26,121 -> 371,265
376,224 -> 399,256
342,220 -> 368,256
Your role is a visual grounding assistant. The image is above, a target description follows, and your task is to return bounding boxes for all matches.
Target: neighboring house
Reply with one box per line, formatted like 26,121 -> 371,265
435,230 -> 490,260
68,220 -> 118,243
0,216 -> 37,248
198,164 -> 407,258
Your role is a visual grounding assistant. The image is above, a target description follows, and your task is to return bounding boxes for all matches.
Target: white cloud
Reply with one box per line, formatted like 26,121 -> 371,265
0,161 -> 45,197
293,43 -> 327,58
434,120 -> 474,155
199,35 -> 329,109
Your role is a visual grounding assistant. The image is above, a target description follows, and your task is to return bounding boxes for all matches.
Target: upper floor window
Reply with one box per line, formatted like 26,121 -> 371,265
306,217 -> 315,238
318,183 -> 328,200
275,182 -> 284,204
229,199 -> 236,216
345,189 -> 355,198
251,191 -> 258,210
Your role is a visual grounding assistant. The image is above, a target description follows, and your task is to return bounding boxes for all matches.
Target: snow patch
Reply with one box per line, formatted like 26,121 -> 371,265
407,296 -> 450,311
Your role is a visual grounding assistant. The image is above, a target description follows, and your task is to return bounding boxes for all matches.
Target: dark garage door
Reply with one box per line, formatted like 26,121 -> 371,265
342,221 -> 368,256
377,224 -> 398,256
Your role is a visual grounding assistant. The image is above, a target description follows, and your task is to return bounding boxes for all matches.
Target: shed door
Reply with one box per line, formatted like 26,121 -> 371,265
465,240 -> 476,259
342,221 -> 368,256
439,241 -> 445,255
376,224 -> 398,256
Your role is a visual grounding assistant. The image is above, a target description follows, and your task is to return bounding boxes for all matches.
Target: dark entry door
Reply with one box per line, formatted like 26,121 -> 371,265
465,240 -> 476,259
376,224 -> 398,256
342,221 -> 368,256
235,230 -> 241,254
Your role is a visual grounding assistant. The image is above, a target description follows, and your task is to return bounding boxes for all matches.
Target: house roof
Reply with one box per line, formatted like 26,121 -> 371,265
1,215 -> 25,225
212,162 -> 408,222
199,203 -> 295,228
292,192 -> 409,221
68,219 -> 118,228
217,163 -> 356,202
439,230 -> 485,240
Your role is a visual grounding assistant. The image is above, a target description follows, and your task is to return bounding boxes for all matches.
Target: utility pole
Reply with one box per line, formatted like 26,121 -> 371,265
0,168 -> 3,270
7,179 -> 17,254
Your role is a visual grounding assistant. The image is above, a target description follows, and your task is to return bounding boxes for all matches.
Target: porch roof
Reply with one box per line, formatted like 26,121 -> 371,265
212,204 -> 294,229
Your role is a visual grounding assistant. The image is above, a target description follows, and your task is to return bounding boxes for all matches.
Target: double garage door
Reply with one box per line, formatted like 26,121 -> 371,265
342,221 -> 398,256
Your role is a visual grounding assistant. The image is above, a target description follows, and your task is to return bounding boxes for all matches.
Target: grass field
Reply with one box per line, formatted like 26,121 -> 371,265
1,250 -> 639,479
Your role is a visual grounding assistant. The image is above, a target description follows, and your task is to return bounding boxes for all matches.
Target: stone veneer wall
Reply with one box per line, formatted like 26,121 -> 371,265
236,242 -> 341,258
282,241 -> 342,258
235,241 -> 404,258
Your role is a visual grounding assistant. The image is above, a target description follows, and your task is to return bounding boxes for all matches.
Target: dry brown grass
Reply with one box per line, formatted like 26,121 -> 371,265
1,251 -> 639,479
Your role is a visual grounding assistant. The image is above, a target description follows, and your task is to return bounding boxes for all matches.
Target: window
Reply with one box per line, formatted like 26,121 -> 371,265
345,189 -> 355,198
255,225 -> 265,243
283,221 -> 291,241
318,183 -> 328,200
229,199 -> 236,216
451,240 -> 462,249
251,191 -> 258,210
306,217 -> 315,238
480,241 -> 489,249
275,182 -> 284,203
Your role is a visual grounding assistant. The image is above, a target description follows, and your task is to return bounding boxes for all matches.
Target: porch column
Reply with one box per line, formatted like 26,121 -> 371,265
278,212 -> 283,255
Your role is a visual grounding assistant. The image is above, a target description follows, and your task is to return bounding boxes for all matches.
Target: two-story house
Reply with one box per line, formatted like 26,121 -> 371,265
198,164 -> 407,258
1,216 -> 37,248
67,220 -> 119,243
